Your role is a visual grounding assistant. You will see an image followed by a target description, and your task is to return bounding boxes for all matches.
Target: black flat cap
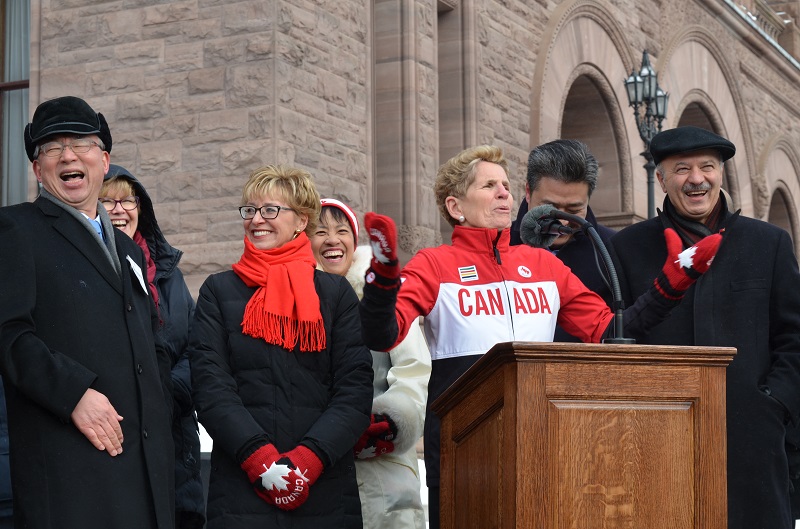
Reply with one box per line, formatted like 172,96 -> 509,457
24,96 -> 112,161
649,125 -> 735,166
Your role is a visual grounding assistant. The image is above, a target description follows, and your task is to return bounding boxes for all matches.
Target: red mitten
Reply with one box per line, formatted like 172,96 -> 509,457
654,228 -> 723,300
268,445 -> 324,511
354,413 -> 398,460
240,443 -> 281,505
364,212 -> 400,289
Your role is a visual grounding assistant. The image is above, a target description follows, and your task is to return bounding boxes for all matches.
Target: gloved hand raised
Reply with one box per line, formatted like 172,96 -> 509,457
654,228 -> 723,300
364,212 -> 400,290
354,413 -> 398,460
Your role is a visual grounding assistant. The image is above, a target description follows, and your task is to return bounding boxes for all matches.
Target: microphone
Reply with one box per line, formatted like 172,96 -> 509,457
519,203 -> 634,344
520,204 -> 576,249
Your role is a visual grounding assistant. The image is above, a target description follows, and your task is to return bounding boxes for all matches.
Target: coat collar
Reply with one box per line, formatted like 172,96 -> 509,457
35,195 -> 123,293
451,225 -> 509,253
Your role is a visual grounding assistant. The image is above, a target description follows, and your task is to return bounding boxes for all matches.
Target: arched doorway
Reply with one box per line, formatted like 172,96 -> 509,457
561,74 -> 622,216
768,188 -> 793,236
531,1 -> 637,226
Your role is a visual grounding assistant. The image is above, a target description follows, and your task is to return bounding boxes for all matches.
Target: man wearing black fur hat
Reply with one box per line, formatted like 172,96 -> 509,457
609,125 -> 800,529
0,96 -> 174,528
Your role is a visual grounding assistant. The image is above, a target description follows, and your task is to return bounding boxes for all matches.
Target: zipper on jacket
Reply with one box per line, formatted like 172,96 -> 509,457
492,230 -> 502,265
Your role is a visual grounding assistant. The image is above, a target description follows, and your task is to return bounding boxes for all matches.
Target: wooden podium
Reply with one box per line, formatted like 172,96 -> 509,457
431,342 -> 736,529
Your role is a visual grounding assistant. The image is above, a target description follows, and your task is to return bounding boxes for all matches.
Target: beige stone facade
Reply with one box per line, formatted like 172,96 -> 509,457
28,0 -> 800,294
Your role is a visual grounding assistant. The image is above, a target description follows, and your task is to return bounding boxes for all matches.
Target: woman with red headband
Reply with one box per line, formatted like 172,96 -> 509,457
311,198 -> 430,529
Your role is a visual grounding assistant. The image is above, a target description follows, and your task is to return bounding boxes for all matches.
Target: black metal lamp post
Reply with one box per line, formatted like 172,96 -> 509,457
624,50 -> 669,219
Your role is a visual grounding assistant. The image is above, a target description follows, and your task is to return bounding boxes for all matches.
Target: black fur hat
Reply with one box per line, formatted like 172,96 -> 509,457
24,96 -> 112,161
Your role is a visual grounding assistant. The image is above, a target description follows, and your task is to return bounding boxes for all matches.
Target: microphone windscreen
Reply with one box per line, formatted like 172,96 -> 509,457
520,205 -> 558,248
529,203 -> 557,219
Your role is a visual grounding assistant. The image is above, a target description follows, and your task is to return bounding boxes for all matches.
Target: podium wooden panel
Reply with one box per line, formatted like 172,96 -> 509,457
430,342 -> 735,529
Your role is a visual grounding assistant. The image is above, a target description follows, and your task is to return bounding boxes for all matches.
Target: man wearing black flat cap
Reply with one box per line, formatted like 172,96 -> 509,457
609,125 -> 800,529
0,96 -> 174,529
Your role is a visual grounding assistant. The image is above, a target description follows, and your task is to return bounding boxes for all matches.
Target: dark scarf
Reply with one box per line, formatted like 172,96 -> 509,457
232,233 -> 325,352
662,192 -> 729,247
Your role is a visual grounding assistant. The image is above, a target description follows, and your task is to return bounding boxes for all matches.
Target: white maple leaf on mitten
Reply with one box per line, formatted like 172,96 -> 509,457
356,445 -> 378,460
677,245 -> 697,269
370,238 -> 390,264
259,462 -> 292,491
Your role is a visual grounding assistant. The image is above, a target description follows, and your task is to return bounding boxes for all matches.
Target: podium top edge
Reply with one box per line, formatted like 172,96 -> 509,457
498,341 -> 737,357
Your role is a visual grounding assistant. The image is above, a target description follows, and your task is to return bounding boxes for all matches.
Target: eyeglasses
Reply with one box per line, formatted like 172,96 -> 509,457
99,196 -> 140,211
239,205 -> 295,220
36,139 -> 104,158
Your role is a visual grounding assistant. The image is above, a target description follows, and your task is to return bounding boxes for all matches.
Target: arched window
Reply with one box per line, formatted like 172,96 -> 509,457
0,0 -> 30,206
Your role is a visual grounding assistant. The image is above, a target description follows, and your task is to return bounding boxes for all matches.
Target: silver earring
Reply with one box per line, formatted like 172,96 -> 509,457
458,215 -> 465,223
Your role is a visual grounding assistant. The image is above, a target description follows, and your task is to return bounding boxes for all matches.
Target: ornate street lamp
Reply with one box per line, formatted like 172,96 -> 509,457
624,50 -> 669,219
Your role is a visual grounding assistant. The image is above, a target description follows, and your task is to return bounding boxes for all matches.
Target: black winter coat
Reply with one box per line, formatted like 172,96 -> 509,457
609,207 -> 800,529
0,197 -> 174,529
106,165 -> 205,527
190,269 -> 373,529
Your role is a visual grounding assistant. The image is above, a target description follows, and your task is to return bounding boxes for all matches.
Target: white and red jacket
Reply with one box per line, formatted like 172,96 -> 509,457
361,226 -> 621,488
392,226 -> 614,359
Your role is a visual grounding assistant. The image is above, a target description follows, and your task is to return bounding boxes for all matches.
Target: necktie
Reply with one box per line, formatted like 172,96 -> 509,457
89,218 -> 104,241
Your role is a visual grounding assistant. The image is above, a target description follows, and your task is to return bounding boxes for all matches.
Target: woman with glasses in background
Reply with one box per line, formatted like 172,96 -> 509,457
188,165 -> 373,529
99,165 -> 206,529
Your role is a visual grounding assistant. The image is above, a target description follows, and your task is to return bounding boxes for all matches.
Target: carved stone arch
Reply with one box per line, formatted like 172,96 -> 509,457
758,134 -> 800,252
560,62 -> 633,213
531,0 -> 639,221
658,27 -> 754,216
766,182 -> 799,255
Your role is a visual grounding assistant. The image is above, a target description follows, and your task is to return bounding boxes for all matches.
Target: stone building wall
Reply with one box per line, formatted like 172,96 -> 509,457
28,0 -> 800,292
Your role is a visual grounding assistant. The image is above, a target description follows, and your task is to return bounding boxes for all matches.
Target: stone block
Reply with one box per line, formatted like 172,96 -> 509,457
153,115 -> 197,141
220,140 -> 279,175
221,1 -> 272,35
245,35 -> 274,61
139,139 -> 182,175
115,41 -> 164,67
88,68 -> 146,93
158,171 -> 204,202
227,62 -> 275,107
188,67 -> 225,94
163,42 -> 205,73
317,71 -> 348,107
204,38 -> 247,66
168,94 -> 227,115
117,90 -> 169,120
143,1 -> 198,25
98,11 -> 143,46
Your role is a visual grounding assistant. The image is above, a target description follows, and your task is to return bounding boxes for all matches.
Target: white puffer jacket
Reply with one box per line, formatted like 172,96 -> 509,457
346,246 -> 431,529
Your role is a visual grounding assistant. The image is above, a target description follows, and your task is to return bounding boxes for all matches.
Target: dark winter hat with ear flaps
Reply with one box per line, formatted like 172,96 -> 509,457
24,96 -> 112,162
648,125 -> 735,167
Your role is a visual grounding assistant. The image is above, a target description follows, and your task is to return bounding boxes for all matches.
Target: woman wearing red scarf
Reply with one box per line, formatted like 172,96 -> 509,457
189,165 -> 373,529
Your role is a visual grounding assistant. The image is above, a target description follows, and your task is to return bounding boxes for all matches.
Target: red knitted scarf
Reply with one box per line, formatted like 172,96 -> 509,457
232,233 -> 326,352
133,230 -> 160,314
